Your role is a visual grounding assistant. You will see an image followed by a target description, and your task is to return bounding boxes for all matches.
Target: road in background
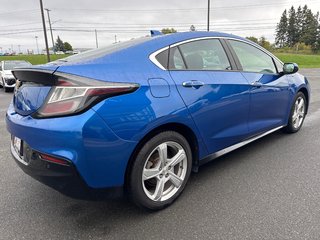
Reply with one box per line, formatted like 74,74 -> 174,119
0,69 -> 319,240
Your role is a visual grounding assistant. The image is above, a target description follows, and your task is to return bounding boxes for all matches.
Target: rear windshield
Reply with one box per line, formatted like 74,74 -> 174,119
53,37 -> 151,64
4,61 -> 32,70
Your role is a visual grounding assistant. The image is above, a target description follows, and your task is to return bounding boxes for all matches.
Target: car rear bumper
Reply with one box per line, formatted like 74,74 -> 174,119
10,140 -> 123,199
6,102 -> 138,190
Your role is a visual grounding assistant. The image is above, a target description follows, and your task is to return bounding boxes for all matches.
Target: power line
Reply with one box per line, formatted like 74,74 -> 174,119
0,9 -> 39,16
55,22 -> 278,31
0,29 -> 42,36
60,18 -> 278,26
0,21 -> 40,28
51,0 -> 320,13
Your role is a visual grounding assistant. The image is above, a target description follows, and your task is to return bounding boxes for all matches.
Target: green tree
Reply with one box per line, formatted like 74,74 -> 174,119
55,36 -> 65,52
275,10 -> 288,47
296,6 -> 304,43
275,5 -> 320,52
63,42 -> 73,51
161,28 -> 177,34
246,36 -> 258,44
301,7 -> 318,51
317,13 -> 320,51
287,6 -> 299,47
258,36 -> 271,50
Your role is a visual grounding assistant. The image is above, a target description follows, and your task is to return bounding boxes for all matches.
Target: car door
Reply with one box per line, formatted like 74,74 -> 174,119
168,38 -> 251,154
227,40 -> 290,135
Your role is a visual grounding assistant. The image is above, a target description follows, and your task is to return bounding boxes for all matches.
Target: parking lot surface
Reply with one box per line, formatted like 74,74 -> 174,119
0,69 -> 319,240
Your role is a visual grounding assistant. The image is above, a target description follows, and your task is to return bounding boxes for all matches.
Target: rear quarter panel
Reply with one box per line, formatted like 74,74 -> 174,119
55,47 -> 208,160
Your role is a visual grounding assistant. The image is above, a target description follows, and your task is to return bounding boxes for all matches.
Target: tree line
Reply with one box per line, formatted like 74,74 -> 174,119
275,5 -> 319,52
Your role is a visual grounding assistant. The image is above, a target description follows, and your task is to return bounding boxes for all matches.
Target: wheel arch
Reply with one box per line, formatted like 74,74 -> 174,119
297,87 -> 309,114
124,122 -> 200,188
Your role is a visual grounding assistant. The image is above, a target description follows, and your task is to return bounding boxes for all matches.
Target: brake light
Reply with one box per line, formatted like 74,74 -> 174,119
34,75 -> 139,118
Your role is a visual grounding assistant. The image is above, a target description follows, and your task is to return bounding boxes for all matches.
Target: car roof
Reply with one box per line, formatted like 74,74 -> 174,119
137,31 -> 248,51
152,31 -> 244,42
46,31 -> 252,67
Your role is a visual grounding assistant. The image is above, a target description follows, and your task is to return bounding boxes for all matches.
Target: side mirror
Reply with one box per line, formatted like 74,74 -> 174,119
283,63 -> 299,74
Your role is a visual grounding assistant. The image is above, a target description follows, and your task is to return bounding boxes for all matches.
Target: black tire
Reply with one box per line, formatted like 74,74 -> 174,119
128,131 -> 192,211
284,92 -> 307,133
4,86 -> 10,92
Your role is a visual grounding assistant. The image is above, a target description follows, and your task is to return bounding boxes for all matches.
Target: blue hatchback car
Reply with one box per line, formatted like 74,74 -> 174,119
7,31 -> 310,210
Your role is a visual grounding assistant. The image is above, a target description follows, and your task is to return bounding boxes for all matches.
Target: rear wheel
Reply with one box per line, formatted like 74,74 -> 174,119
128,131 -> 192,210
284,92 -> 306,133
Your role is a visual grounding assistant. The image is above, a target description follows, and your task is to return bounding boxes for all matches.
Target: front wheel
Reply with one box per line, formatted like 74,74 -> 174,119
284,92 -> 307,133
128,131 -> 192,210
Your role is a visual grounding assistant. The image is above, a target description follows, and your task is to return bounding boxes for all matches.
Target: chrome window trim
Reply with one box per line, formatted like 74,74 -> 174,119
149,46 -> 169,70
149,36 -> 283,71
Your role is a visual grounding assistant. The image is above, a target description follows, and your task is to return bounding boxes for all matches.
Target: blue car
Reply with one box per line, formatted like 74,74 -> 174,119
6,31 -> 310,210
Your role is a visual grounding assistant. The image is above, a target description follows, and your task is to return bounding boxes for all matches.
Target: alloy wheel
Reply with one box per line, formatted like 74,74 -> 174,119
292,96 -> 305,129
142,141 -> 188,202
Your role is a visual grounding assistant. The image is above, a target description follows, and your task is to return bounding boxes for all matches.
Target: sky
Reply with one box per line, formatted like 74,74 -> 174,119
0,0 -> 319,53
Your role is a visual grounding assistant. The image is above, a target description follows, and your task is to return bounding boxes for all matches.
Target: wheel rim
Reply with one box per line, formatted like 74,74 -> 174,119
292,96 -> 305,129
142,141 -> 188,202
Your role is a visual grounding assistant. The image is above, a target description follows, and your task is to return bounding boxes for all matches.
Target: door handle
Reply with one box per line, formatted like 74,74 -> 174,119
251,81 -> 263,88
182,80 -> 204,89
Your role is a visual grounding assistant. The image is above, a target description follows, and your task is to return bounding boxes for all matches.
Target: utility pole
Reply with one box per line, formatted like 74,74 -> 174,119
39,0 -> 50,62
95,29 -> 98,48
207,0 -> 210,31
35,36 -> 39,54
45,8 -> 55,53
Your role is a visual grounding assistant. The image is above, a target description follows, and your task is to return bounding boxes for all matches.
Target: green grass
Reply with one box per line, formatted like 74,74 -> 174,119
0,54 -> 69,65
274,53 -> 320,68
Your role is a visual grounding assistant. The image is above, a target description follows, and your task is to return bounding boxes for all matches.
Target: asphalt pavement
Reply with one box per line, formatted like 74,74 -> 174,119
0,69 -> 319,240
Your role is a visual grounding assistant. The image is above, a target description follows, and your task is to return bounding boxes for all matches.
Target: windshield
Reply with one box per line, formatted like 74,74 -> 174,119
4,61 -> 32,70
53,37 -> 151,64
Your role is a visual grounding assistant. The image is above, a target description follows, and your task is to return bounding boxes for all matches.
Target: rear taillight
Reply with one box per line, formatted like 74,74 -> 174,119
34,74 -> 139,118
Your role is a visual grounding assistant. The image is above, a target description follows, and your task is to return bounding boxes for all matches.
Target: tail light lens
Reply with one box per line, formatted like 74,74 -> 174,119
33,74 -> 139,118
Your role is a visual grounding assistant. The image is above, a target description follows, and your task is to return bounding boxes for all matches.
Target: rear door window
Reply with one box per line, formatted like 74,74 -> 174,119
177,39 -> 231,71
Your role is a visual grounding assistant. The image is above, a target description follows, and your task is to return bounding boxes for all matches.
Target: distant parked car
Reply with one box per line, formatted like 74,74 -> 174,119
0,60 -> 32,92
72,50 -> 81,54
56,51 -> 65,55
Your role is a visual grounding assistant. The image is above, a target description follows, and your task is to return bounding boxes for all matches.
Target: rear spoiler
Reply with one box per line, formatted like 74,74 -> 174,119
12,69 -> 57,85
150,30 -> 163,37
